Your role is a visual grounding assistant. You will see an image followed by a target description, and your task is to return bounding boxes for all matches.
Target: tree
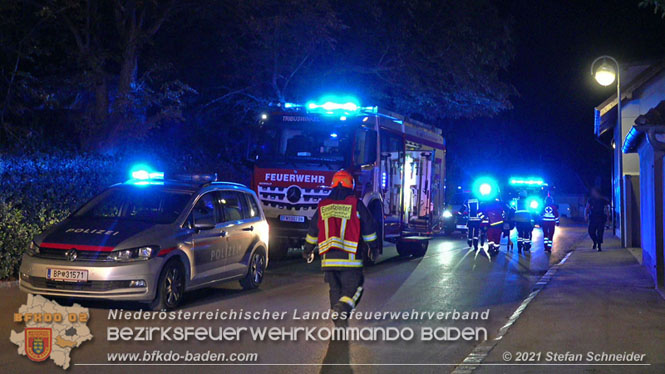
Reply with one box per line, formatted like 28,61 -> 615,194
24,0 -> 194,151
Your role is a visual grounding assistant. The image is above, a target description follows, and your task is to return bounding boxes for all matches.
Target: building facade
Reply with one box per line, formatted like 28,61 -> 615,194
594,60 -> 665,248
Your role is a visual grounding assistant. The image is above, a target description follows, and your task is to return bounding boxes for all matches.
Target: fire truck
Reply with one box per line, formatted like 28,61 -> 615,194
249,96 -> 446,262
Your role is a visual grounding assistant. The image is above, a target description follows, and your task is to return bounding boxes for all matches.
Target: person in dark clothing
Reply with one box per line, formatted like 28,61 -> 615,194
303,170 -> 378,326
585,187 -> 610,251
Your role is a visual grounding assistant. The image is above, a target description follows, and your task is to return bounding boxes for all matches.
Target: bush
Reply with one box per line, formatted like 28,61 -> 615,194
0,151 -> 123,279
0,203 -> 34,279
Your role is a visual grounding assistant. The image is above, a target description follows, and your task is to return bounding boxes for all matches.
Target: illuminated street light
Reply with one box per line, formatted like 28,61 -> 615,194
590,55 -> 624,247
593,62 -> 616,86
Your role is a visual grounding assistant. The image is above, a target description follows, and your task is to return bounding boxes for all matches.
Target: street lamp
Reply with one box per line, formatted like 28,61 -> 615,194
591,55 -> 624,247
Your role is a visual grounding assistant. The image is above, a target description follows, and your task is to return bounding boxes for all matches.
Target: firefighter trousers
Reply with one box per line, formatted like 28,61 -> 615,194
467,221 -> 483,248
324,269 -> 364,315
542,221 -> 556,249
515,222 -> 533,250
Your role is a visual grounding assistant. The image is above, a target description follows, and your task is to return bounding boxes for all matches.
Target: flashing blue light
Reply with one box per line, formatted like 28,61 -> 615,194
472,176 -> 499,201
381,172 -> 387,189
283,102 -> 296,108
510,199 -> 518,208
339,116 -> 347,121
128,164 -> 164,185
510,177 -> 546,186
479,183 -> 492,196
330,132 -> 338,138
305,95 -> 361,115
525,195 -> 544,213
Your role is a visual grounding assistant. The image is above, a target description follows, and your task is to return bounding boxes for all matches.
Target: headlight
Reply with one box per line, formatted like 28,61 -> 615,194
107,246 -> 159,262
26,241 -> 40,256
442,210 -> 453,218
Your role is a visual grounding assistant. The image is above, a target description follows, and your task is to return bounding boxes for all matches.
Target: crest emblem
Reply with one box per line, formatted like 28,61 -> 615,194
25,328 -> 52,362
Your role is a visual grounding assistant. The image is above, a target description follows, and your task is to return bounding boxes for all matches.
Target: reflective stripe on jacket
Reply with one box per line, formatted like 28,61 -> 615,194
304,186 -> 378,270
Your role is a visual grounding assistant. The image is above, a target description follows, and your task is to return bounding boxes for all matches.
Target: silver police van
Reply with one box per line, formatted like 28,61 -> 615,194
19,169 -> 270,310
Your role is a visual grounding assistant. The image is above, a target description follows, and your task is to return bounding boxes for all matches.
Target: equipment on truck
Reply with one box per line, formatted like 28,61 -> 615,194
249,96 -> 446,262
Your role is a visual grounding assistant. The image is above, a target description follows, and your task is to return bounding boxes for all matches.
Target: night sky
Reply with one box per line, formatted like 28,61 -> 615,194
444,0 -> 665,194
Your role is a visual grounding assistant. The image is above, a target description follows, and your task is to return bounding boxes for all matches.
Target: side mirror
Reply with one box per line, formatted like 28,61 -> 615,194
193,216 -> 216,231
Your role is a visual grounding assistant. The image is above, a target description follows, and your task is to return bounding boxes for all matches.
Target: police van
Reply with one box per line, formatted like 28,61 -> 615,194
19,168 -> 270,310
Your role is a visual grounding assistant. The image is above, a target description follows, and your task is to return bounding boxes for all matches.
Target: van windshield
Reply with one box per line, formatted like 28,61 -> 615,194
74,187 -> 192,224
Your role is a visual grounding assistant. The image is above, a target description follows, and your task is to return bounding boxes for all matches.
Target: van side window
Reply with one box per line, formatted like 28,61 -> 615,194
245,193 -> 261,218
219,190 -> 248,222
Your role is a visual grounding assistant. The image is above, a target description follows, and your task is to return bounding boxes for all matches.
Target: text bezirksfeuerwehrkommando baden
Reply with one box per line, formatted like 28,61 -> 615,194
108,308 -> 490,322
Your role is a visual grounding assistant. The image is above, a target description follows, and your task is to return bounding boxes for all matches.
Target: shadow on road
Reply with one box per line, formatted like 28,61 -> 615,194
320,339 -> 353,374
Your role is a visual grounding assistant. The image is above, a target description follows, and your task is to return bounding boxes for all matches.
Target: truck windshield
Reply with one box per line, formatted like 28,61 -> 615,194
257,123 -> 351,163
74,187 -> 192,224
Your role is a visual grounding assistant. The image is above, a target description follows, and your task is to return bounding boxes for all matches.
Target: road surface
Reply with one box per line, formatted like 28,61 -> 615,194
1,224 -> 584,374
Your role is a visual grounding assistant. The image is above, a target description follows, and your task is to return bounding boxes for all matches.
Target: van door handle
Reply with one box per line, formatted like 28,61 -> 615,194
242,226 -> 254,232
218,231 -> 227,237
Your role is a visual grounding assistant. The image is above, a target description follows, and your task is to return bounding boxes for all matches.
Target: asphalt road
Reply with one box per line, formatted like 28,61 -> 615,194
1,224 -> 584,374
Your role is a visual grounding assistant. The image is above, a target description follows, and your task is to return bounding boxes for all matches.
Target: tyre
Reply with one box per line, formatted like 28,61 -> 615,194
149,259 -> 186,311
411,241 -> 428,257
240,249 -> 266,290
268,238 -> 289,261
396,240 -> 411,257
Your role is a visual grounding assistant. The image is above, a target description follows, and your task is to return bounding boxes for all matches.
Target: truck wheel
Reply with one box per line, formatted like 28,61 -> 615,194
269,238 -> 289,261
240,249 -> 266,290
149,260 -> 185,311
396,240 -> 411,257
411,241 -> 428,257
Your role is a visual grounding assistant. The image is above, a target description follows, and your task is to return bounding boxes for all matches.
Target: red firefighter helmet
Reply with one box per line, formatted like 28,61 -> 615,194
331,170 -> 355,189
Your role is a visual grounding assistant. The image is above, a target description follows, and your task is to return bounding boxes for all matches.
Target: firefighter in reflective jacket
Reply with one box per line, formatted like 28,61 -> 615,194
464,198 -> 484,250
541,196 -> 560,252
303,170 -> 378,325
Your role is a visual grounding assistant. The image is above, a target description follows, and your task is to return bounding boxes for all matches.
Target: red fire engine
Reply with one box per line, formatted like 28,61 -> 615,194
250,96 -> 446,262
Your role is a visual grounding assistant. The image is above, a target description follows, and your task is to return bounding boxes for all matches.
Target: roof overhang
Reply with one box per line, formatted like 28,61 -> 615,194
595,60 -> 665,137
623,100 -> 665,153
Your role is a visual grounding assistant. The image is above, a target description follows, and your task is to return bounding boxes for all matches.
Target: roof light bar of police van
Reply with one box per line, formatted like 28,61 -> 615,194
127,166 -> 165,186
172,173 -> 218,183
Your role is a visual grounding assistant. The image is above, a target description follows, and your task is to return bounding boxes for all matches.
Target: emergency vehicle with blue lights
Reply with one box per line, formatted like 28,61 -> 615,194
19,167 -> 269,310
250,96 -> 446,261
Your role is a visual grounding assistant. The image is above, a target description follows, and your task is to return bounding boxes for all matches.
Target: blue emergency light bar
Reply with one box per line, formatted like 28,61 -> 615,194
128,164 -> 164,186
131,170 -> 164,180
509,177 -> 547,186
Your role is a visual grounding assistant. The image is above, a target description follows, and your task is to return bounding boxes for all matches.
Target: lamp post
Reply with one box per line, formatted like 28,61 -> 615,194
591,55 -> 624,247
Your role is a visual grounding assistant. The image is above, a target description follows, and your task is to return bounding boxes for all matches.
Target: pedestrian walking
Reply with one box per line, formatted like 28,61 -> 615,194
585,187 -> 609,251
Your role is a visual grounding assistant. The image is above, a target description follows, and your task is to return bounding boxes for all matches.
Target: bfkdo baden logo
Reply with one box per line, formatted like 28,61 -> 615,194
25,328 -> 52,362
10,295 -> 93,370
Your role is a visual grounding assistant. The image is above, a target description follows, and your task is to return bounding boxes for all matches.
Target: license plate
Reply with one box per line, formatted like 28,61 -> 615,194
456,224 -> 467,229
280,215 -> 305,223
47,268 -> 88,282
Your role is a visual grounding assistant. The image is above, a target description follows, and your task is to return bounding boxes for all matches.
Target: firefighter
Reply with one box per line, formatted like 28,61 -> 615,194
513,193 -> 534,253
481,199 -> 505,254
502,201 -> 516,251
303,170 -> 378,326
541,195 -> 560,252
463,198 -> 484,251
